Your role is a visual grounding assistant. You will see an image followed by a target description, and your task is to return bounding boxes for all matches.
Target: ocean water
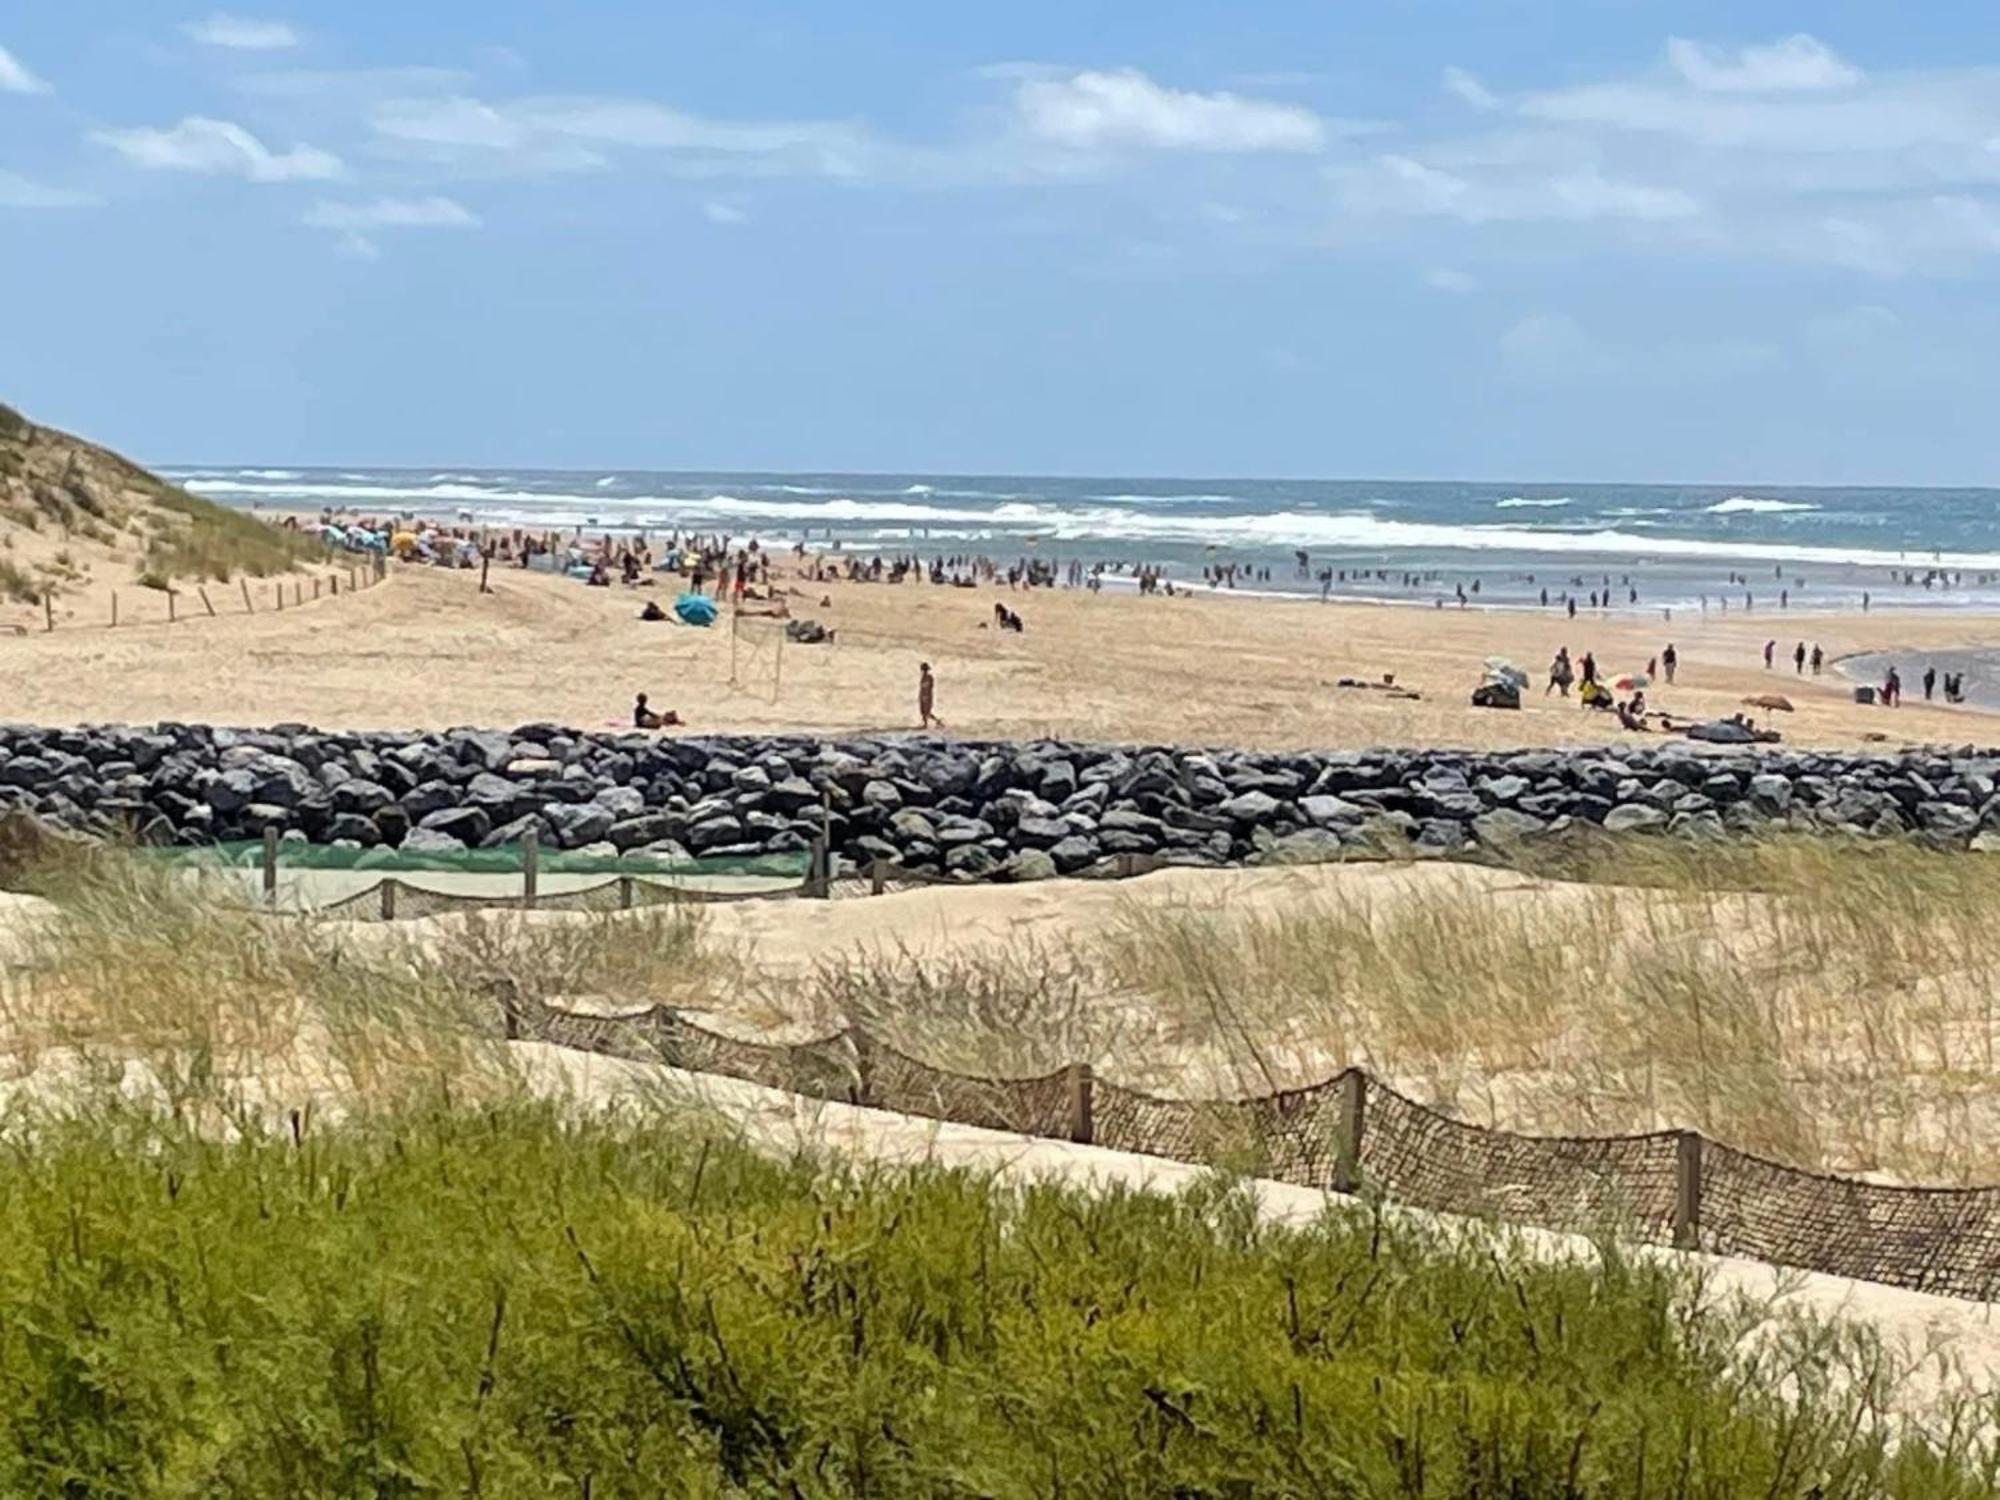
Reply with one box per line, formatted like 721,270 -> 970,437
166,467 -> 2000,613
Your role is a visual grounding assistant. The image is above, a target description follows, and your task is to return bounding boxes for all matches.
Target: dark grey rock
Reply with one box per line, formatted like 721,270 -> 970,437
419,806 -> 491,845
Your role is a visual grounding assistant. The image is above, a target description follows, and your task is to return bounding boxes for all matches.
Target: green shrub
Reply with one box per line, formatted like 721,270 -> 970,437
0,1102 -> 1988,1495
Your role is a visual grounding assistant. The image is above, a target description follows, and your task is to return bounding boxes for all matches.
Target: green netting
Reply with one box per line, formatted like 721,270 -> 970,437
135,840 -> 810,880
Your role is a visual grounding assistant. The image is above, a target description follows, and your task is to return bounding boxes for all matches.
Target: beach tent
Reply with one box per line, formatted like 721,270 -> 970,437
674,592 -> 718,626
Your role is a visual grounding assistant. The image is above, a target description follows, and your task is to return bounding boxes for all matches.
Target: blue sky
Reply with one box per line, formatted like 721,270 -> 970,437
5,2 -> 2000,483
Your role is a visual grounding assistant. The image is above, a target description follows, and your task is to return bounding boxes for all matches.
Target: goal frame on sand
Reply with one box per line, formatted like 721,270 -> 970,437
727,608 -> 785,704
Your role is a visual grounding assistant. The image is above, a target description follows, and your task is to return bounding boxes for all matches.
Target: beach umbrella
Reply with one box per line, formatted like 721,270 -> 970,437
674,592 -> 718,627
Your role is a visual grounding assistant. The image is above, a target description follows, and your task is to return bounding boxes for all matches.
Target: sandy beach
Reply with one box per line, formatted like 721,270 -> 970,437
3,550 -> 1997,750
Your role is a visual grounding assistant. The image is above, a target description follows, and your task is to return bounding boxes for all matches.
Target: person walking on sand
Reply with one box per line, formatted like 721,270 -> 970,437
1924,665 -> 1937,702
1580,651 -> 1597,686
1661,643 -> 1677,685
1884,666 -> 1902,706
1811,643 -> 1823,674
1763,640 -> 1776,670
1794,641 -> 1806,675
1547,648 -> 1574,697
918,662 -> 942,729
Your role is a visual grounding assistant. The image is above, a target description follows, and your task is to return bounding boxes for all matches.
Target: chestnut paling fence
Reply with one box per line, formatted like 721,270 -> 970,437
508,993 -> 2000,1304
234,838 -> 2000,1300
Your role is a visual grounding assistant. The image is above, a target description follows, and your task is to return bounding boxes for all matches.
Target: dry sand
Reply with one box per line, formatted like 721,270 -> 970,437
2,556 -> 1995,750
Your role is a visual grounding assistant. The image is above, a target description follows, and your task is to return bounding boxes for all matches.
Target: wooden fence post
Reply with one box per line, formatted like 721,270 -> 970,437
294,580 -> 303,607
198,587 -> 215,617
167,590 -> 176,624
479,553 -> 491,595
869,858 -> 887,897
1067,1062 -> 1095,1145
313,578 -> 321,600
241,578 -> 253,613
261,827 -> 279,910
618,874 -> 635,910
380,877 -> 397,921
110,592 -> 117,628
522,828 -> 539,911
274,583 -> 283,611
1674,1131 -> 1704,1251
1333,1069 -> 1368,1194
807,835 -> 828,898
43,593 -> 53,632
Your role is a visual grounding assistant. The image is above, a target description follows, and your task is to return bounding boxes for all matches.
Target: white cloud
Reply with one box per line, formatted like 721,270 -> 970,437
184,13 -> 301,51
1425,267 -> 1477,293
93,116 -> 341,181
0,170 -> 95,208
1666,34 -> 1860,94
303,195 -> 479,230
372,94 -> 873,179
1337,155 -> 1701,224
0,42 -> 50,95
702,200 -> 746,224
1442,66 -> 1498,111
1014,69 -> 1328,153
304,196 -> 477,260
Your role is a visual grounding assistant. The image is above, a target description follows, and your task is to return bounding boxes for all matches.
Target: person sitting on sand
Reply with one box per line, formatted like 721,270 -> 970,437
633,692 -> 681,729
639,599 -> 667,621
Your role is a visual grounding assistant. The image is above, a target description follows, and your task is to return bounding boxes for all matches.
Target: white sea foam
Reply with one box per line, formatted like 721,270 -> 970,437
178,475 -> 1993,571
595,476 -> 620,489
903,484 -> 934,495
1496,497 -> 1572,509
1706,496 -> 1818,515
428,472 -> 486,484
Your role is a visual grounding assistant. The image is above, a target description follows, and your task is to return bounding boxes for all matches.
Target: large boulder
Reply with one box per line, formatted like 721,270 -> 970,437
1603,803 -> 1667,834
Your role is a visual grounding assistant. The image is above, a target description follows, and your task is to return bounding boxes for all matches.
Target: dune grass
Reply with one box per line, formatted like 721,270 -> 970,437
139,485 -> 321,584
763,836 -> 2000,1186
0,1099 -> 1993,1496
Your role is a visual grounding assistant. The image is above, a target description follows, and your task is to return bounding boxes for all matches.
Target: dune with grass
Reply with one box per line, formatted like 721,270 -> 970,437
0,400 -> 329,634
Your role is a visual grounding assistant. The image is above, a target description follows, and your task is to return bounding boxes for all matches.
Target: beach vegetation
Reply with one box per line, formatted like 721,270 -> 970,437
0,1101 -> 1991,1493
0,843 -> 1998,1487
0,558 -> 36,605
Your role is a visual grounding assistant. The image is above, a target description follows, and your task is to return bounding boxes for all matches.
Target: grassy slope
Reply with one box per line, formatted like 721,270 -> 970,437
0,400 -> 315,598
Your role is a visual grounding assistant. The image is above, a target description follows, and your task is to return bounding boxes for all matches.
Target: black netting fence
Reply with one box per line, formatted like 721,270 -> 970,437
494,997 -> 2000,1303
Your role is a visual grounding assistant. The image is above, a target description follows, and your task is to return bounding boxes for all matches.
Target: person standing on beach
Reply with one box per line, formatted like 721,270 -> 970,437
1661,643 -> 1677,684
918,663 -> 941,729
1924,665 -> 1938,702
1885,666 -> 1902,706
1793,642 -> 1806,674
1811,644 -> 1823,674
1547,648 -> 1573,697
